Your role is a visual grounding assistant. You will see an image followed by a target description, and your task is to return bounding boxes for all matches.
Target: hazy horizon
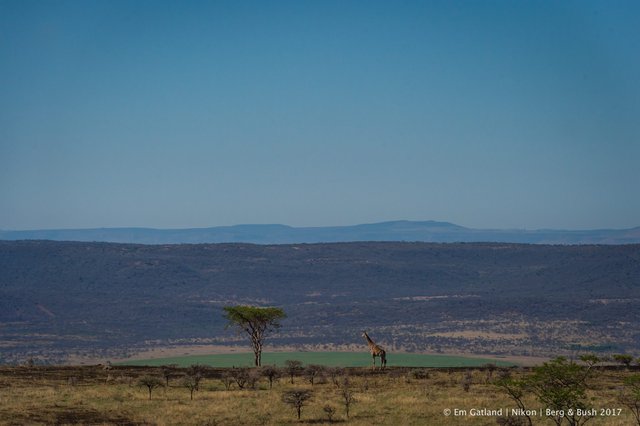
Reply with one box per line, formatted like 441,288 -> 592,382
2,218 -> 639,233
2,1 -> 639,231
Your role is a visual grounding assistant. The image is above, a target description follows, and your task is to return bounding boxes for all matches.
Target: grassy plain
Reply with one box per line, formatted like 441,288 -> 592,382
0,364 -> 637,425
119,351 -> 516,368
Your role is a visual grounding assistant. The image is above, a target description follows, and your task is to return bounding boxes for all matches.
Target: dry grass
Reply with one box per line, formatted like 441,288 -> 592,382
0,366 -> 638,425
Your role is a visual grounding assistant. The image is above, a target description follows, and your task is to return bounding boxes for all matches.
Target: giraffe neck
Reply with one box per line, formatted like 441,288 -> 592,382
363,332 -> 375,347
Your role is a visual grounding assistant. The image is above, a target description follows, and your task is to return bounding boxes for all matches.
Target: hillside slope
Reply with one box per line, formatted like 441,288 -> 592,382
1,241 -> 639,363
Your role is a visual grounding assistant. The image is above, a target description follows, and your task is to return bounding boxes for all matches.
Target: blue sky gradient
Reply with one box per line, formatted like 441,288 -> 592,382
1,1 -> 639,230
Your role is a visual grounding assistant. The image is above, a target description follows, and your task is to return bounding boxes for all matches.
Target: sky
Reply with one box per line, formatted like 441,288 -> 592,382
1,0 -> 639,231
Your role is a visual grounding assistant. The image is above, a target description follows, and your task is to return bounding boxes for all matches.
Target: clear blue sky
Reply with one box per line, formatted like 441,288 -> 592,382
1,0 -> 639,230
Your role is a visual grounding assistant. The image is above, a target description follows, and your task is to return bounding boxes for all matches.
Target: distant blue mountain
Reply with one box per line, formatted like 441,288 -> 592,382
1,220 -> 639,245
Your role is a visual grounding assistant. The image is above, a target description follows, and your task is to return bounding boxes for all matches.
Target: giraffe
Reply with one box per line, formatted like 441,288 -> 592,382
362,331 -> 387,369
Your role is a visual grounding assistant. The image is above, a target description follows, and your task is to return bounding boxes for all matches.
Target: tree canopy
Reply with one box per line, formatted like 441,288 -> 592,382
223,305 -> 286,366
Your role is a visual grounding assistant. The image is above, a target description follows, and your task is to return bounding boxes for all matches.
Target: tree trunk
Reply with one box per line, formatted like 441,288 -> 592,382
251,333 -> 263,367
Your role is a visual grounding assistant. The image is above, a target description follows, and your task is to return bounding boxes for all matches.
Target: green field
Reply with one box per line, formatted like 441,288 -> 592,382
119,351 -> 515,368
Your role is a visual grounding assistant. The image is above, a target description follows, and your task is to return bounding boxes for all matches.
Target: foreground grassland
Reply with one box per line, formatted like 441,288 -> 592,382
0,365 -> 637,425
120,351 -> 516,368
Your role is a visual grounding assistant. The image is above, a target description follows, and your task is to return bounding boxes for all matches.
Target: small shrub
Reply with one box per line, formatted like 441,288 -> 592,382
161,365 -> 177,387
182,375 -> 199,400
618,374 -> 640,425
338,379 -> 357,419
484,363 -> 497,381
328,367 -> 345,387
388,368 -> 404,382
462,371 -> 473,392
411,369 -> 430,380
233,368 -> 248,389
137,375 -> 164,400
284,360 -> 304,384
323,404 -> 337,423
247,369 -> 261,390
282,389 -> 313,420
614,354 -> 634,369
221,373 -> 234,391
187,364 -> 206,390
260,365 -> 280,389
305,364 -> 325,386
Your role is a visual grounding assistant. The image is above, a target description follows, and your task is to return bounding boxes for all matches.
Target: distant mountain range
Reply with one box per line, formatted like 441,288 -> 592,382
1,220 -> 639,245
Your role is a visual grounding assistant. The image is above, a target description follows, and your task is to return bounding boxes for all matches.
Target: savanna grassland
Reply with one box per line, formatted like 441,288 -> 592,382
0,364 -> 638,425
119,351 -> 516,368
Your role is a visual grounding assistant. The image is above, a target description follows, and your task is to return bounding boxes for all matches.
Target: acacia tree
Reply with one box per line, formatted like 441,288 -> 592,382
527,357 -> 596,426
223,305 -> 286,367
619,374 -> 640,425
494,371 -> 533,426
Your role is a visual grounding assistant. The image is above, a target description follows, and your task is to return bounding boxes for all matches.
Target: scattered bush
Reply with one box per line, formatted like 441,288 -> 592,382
494,371 -> 532,426
230,367 -> 249,389
328,367 -> 345,387
182,375 -> 199,400
161,364 -> 178,386
284,360 -> 304,384
483,363 -> 497,381
618,374 -> 640,425
305,364 -> 325,386
260,365 -> 280,389
187,365 -> 206,390
461,371 -> 473,392
411,368 -> 430,380
614,354 -> 634,369
338,378 -> 357,419
281,389 -> 313,420
527,357 -> 596,426
220,373 -> 234,391
228,367 -> 260,390
137,375 -> 164,400
323,404 -> 337,423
